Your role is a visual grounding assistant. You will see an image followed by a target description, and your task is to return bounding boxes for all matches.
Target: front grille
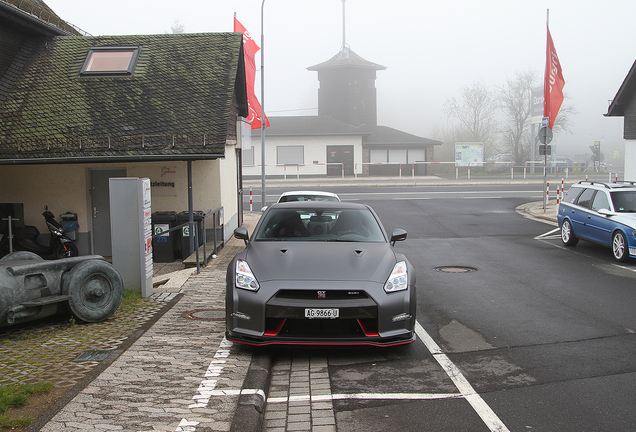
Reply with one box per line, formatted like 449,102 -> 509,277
273,289 -> 370,300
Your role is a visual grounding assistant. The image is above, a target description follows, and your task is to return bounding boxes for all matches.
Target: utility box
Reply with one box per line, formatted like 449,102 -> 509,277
109,178 -> 153,297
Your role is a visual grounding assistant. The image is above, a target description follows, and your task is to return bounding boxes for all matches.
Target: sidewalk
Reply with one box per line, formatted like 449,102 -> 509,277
27,212 -> 262,432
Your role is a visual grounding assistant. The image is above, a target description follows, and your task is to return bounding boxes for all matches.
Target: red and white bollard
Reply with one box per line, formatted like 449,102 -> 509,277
249,186 -> 253,212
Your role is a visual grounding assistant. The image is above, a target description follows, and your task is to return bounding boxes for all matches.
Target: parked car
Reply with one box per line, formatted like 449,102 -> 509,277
558,181 -> 636,261
262,190 -> 340,211
226,201 -> 416,346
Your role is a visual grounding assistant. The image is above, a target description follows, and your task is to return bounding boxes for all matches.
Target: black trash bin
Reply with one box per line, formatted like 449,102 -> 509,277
152,211 -> 177,262
177,211 -> 204,259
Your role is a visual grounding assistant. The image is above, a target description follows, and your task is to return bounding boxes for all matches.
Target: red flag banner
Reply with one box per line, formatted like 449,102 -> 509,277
543,25 -> 565,129
234,17 -> 269,129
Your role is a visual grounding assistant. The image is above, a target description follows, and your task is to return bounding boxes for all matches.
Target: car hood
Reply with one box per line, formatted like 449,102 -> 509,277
244,241 -> 399,283
607,213 -> 636,230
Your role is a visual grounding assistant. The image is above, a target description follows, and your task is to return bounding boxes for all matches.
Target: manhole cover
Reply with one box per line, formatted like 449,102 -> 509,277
434,266 -> 477,273
182,309 -> 225,321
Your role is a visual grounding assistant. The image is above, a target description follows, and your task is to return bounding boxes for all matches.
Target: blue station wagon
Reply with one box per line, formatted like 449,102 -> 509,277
558,181 -> 636,261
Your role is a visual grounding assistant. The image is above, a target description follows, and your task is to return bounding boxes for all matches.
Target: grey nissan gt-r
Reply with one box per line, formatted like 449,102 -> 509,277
225,201 -> 416,346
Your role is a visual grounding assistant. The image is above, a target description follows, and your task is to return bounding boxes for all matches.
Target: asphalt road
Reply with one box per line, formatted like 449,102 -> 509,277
257,183 -> 636,432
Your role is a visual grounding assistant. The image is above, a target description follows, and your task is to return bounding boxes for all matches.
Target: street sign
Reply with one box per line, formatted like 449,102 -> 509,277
539,145 -> 552,156
541,117 -> 549,127
539,126 -> 553,144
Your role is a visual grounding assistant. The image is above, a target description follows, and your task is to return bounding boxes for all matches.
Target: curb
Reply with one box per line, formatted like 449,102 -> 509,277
230,350 -> 274,432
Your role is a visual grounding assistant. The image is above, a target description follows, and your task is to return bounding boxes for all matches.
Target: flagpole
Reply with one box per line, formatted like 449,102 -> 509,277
543,9 -> 548,211
260,0 -> 266,209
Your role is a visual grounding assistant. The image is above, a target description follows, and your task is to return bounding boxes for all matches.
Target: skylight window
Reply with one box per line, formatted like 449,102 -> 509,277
80,46 -> 141,76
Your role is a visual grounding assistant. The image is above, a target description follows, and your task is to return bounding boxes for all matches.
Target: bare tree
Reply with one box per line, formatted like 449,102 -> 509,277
498,70 -> 576,164
444,81 -> 499,157
497,70 -> 537,164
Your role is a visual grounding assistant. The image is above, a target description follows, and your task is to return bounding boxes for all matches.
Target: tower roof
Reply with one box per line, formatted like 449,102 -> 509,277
307,46 -> 385,71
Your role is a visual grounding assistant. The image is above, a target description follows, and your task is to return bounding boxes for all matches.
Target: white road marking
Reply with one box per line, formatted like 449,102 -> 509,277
177,337 -> 234,431
267,392 -> 463,403
415,322 -> 511,432
535,228 -> 561,240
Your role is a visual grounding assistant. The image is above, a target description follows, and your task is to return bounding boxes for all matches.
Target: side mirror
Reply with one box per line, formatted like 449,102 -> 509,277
598,208 -> 614,216
390,229 -> 407,246
234,227 -> 250,245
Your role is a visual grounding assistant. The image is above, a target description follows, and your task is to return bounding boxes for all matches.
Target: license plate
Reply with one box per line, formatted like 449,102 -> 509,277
305,308 -> 339,319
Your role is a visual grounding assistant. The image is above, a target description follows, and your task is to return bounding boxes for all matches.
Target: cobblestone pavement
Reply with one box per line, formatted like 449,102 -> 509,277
263,351 -> 337,432
0,299 -> 167,389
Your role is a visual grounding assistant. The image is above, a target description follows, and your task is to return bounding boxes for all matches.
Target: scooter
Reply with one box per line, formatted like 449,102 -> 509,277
0,206 -> 78,259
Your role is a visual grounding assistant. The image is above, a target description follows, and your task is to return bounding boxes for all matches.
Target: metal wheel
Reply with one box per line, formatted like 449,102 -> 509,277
612,231 -> 629,262
65,259 -> 123,323
561,219 -> 578,246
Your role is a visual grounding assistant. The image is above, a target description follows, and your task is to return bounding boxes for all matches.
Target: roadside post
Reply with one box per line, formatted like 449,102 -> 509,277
539,119 -> 553,211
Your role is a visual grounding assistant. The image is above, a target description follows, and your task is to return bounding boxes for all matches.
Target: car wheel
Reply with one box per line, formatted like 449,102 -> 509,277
0,251 -> 43,261
54,242 -> 78,259
65,259 -> 124,323
612,231 -> 629,262
561,219 -> 579,246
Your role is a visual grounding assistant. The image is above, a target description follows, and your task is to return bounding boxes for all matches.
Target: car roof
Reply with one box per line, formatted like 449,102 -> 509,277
572,181 -> 636,191
268,201 -> 368,211
279,190 -> 339,198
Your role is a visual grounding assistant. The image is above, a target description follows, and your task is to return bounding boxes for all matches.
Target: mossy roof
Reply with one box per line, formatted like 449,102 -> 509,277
0,32 -> 248,163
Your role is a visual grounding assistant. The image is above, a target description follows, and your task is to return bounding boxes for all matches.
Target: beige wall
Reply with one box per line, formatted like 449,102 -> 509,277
0,164 -> 89,232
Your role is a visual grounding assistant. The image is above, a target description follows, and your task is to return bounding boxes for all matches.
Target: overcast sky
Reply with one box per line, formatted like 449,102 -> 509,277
45,0 -> 636,160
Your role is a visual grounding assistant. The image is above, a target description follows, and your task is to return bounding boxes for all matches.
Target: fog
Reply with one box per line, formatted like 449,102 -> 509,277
46,0 -> 636,163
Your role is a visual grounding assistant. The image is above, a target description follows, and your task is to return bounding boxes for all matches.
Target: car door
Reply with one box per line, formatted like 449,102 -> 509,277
587,190 -> 612,245
570,187 -> 596,240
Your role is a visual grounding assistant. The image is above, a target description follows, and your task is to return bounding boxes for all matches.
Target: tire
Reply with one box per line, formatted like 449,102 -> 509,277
0,251 -> 43,261
65,259 -> 124,323
612,231 -> 629,262
561,219 -> 579,246
54,242 -> 78,259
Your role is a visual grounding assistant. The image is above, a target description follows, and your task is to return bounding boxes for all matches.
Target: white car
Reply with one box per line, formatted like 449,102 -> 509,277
262,191 -> 340,211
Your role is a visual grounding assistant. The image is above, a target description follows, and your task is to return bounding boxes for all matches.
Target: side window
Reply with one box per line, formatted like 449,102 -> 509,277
576,188 -> 596,209
563,187 -> 584,204
591,191 -> 610,211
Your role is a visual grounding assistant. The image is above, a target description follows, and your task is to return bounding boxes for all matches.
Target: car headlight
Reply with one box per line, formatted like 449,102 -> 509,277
235,259 -> 260,291
384,261 -> 408,293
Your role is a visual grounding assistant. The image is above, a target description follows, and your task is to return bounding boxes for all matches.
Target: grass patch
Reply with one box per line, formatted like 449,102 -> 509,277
0,382 -> 52,429
116,289 -> 144,314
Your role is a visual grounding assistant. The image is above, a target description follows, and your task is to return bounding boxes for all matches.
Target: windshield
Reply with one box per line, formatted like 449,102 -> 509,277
255,208 -> 385,242
610,191 -> 636,213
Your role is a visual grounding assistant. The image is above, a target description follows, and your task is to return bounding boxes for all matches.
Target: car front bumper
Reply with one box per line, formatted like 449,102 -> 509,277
226,279 -> 416,347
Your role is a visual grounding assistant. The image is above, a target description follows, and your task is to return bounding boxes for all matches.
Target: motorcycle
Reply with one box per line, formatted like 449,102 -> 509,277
0,206 -> 78,259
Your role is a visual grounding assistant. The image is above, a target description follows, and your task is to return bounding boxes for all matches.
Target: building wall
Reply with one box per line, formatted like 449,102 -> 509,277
242,135 -> 363,177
